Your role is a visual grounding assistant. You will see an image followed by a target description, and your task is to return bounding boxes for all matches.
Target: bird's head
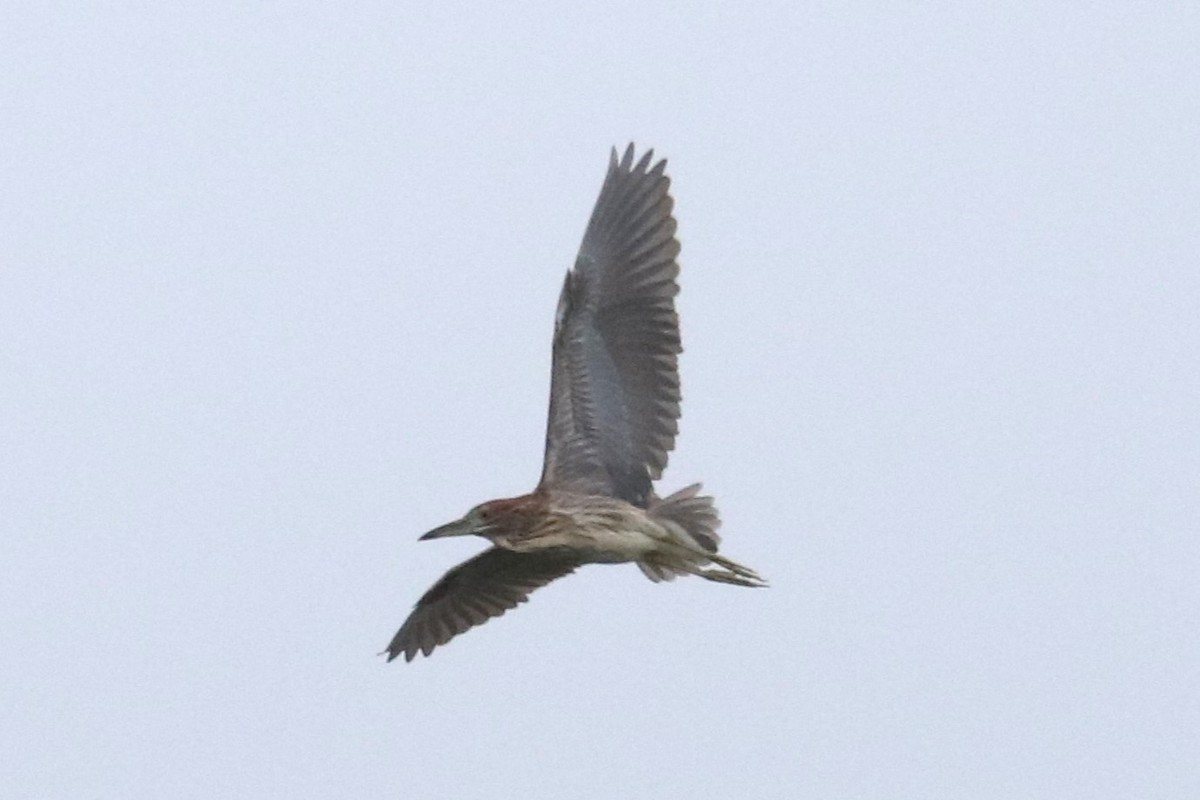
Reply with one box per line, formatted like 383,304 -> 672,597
419,498 -> 522,541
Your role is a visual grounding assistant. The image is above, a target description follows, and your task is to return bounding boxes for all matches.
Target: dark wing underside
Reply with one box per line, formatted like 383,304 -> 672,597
537,145 -> 683,507
384,548 -> 580,662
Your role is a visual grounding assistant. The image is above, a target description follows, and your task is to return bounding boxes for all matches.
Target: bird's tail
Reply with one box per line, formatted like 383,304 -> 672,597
643,484 -> 766,588
649,483 -> 721,552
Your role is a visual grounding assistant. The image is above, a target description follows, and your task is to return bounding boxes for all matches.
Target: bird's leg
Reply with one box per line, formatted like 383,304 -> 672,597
697,568 -> 767,588
654,540 -> 768,587
705,552 -> 767,585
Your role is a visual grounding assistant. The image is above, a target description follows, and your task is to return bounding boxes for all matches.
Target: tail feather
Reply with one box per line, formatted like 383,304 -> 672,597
649,483 -> 721,552
637,561 -> 680,582
643,483 -> 767,588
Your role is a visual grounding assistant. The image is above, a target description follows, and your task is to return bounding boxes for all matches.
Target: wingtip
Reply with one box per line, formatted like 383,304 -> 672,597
381,645 -> 421,663
610,143 -> 669,178
635,148 -> 654,173
619,142 -> 635,170
382,631 -> 420,663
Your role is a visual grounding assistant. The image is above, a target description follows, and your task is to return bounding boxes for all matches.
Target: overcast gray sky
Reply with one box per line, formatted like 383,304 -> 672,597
3,3 -> 1198,798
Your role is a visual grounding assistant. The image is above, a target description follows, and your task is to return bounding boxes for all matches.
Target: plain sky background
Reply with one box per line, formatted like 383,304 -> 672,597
2,3 -> 1198,798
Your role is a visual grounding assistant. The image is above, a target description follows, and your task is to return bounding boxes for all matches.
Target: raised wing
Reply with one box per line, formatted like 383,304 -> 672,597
537,145 -> 683,507
384,548 -> 580,662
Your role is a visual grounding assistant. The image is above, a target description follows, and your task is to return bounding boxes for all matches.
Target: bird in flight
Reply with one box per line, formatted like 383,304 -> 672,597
385,145 -> 765,662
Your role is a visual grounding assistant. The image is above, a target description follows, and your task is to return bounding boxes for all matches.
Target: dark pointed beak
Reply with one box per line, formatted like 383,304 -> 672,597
419,517 -> 478,541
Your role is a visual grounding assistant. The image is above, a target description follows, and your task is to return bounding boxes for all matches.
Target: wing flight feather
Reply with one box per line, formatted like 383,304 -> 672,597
538,145 -> 683,506
385,548 -> 580,662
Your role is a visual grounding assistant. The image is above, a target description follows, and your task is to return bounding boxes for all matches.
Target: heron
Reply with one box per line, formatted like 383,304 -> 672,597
385,145 -> 765,663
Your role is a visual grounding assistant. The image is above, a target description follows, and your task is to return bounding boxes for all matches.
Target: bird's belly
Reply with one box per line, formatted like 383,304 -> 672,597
569,529 -> 660,563
503,524 -> 662,564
